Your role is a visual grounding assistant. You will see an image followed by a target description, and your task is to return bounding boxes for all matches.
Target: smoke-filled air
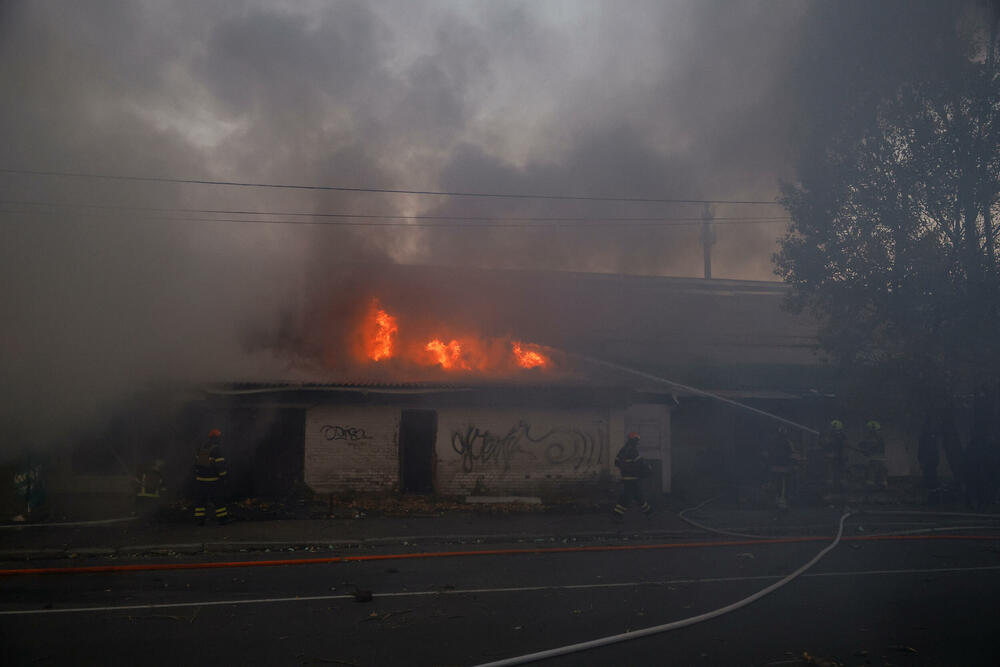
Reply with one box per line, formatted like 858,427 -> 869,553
0,0 -> 988,443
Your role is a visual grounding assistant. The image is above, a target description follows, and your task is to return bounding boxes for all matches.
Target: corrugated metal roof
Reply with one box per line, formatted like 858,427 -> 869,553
205,381 -> 474,395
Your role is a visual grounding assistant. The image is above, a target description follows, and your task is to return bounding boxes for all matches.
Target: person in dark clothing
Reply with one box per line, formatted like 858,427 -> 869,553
613,432 -> 652,519
965,386 -> 996,511
134,459 -> 166,517
917,415 -> 940,492
12,453 -> 45,522
764,427 -> 797,508
938,402 -> 964,499
822,420 -> 847,492
858,420 -> 887,488
193,429 -> 228,525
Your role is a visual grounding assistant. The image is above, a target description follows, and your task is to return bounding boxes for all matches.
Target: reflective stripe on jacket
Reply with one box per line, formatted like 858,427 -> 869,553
195,443 -> 227,482
615,441 -> 643,480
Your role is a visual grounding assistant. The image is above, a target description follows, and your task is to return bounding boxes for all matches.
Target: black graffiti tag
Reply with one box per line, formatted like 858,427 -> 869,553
321,425 -> 372,442
450,421 -> 607,472
520,422 -> 606,470
451,424 -> 532,473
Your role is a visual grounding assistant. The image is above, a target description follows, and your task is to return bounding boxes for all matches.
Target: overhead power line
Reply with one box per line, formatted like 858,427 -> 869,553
0,167 -> 782,206
0,199 -> 792,226
0,210 -> 790,228
0,209 -> 791,229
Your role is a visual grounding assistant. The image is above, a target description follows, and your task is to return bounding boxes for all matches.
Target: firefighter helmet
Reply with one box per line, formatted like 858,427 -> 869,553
627,432 -> 640,440
830,420 -> 844,431
208,429 -> 222,439
866,420 -> 881,432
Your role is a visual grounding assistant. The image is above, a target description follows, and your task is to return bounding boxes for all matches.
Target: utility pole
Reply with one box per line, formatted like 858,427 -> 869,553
700,203 -> 715,279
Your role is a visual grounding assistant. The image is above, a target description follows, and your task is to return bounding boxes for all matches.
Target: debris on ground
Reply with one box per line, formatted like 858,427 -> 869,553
801,651 -> 843,666
888,645 -> 918,654
362,609 -> 413,622
295,655 -> 358,666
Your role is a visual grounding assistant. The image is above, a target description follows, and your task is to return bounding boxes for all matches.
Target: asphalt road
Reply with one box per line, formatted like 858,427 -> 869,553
2,527 -> 1000,666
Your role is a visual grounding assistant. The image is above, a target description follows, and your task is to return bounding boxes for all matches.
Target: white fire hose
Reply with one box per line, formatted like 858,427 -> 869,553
472,356 -> 997,664
476,510 -> 852,667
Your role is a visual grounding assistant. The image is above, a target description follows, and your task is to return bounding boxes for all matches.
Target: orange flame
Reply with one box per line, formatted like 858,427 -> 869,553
367,300 -> 398,361
512,342 -> 550,369
425,339 -> 470,369
354,297 -> 555,374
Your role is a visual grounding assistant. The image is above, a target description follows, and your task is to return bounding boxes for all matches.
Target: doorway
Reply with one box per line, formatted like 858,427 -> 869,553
400,409 -> 437,494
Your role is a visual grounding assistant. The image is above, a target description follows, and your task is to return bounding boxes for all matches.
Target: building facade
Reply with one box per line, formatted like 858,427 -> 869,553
211,383 -> 673,501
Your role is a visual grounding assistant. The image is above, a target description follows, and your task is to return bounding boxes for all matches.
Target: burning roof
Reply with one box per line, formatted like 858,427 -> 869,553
245,264 -> 821,390
356,298 -> 556,376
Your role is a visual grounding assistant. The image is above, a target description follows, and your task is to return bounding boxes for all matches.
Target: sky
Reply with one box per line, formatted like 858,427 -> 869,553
0,0 -> 976,442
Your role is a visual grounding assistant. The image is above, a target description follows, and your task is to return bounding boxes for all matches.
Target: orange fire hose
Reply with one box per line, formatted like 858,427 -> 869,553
1,532 -> 997,577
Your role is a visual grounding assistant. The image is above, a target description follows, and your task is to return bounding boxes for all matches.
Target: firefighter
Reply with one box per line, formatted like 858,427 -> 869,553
193,429 -> 228,525
859,420 -> 887,488
764,426 -> 796,508
12,452 -> 45,523
137,460 -> 166,498
917,414 -> 940,497
134,459 -> 166,517
822,420 -> 847,492
613,432 -> 652,520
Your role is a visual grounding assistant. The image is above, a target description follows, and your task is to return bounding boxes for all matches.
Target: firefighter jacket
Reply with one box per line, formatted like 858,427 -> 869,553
194,442 -> 227,483
859,432 -> 885,459
615,440 -> 644,480
136,465 -> 165,498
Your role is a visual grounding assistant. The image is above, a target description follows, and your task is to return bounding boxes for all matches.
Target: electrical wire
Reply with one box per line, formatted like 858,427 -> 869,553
0,201 -> 791,229
0,167 -> 783,205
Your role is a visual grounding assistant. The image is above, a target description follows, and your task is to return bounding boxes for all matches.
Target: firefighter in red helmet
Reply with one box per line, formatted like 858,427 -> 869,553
613,432 -> 653,520
193,429 -> 228,525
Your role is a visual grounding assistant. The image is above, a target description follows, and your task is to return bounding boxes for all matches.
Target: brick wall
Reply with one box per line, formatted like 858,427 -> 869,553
435,407 -> 613,497
304,405 -> 399,494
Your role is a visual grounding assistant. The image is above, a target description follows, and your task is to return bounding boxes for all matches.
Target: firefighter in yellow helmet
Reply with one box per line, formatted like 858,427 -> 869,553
193,429 -> 228,525
613,432 -> 653,520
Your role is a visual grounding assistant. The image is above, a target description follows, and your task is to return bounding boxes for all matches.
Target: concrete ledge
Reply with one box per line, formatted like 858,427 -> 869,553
0,529 -> 711,563
66,548 -> 117,558
465,496 -> 542,504
204,541 -> 361,553
118,543 -> 204,556
0,548 -> 67,561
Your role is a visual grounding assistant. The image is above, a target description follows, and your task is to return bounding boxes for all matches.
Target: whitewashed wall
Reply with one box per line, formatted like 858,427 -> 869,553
435,407 -> 613,496
304,405 -> 399,494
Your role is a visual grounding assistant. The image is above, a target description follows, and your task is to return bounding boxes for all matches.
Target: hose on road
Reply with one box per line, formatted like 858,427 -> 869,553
677,498 -> 1000,540
475,511 -> 853,667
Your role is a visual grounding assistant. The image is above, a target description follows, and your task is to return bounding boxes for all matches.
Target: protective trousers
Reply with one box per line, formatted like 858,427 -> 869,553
193,480 -> 228,524
613,480 -> 652,516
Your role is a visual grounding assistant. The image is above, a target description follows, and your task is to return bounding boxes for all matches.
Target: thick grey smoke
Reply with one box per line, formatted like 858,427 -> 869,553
0,0 -> 976,445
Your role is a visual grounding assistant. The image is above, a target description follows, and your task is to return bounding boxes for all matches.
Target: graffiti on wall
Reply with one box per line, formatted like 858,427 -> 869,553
321,425 -> 373,443
450,420 -> 606,473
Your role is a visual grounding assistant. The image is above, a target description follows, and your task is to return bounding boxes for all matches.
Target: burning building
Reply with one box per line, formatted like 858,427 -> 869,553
203,290 -> 677,501
186,264 -> 835,503
47,263 -> 870,514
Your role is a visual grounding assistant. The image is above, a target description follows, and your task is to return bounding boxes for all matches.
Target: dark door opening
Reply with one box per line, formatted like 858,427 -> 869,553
251,409 -> 305,500
400,409 -> 437,494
